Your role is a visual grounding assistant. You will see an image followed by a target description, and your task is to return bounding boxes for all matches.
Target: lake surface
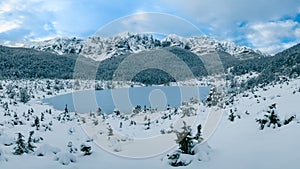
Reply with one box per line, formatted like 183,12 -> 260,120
43,86 -> 210,113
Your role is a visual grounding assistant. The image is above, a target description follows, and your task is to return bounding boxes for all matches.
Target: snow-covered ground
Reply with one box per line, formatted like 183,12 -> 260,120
0,78 -> 299,169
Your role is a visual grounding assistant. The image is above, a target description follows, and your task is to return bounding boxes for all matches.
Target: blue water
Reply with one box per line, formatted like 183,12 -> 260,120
43,86 -> 210,113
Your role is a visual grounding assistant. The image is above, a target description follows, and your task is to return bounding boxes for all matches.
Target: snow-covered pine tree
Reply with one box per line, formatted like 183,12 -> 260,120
13,133 -> 28,155
256,103 -> 282,130
27,131 -> 36,152
228,109 -> 236,122
34,116 -> 40,130
175,121 -> 195,154
107,126 -> 114,136
194,124 -> 203,143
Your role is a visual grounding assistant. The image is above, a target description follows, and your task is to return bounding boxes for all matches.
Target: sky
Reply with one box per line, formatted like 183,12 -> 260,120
0,0 -> 299,55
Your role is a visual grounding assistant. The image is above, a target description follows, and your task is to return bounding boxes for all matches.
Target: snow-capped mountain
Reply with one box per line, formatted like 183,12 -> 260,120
25,32 -> 265,61
163,34 -> 264,58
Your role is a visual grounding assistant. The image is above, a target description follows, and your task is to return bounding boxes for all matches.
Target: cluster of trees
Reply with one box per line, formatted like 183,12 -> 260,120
230,44 -> 300,89
13,131 -> 36,155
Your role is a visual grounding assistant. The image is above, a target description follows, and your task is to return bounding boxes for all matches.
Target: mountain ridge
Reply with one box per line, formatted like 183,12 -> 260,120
22,32 -> 266,61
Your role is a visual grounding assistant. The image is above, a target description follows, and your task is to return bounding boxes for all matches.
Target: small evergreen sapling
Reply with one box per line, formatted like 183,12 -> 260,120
167,122 -> 204,167
80,144 -> 92,156
175,121 -> 195,154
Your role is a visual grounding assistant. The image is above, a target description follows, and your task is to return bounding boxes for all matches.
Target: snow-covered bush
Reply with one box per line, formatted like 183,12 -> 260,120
283,115 -> 296,125
54,152 -> 77,165
35,144 -> 61,156
256,104 -> 282,130
80,143 -> 92,156
166,150 -> 192,167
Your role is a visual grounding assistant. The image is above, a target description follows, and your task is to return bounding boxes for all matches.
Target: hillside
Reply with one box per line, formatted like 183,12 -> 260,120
1,43 -> 299,87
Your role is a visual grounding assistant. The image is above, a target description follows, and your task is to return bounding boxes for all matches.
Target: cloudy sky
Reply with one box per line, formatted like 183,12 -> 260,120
0,0 -> 299,54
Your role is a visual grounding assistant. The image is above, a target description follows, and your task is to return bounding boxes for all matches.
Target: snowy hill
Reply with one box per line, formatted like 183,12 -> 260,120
24,32 -> 265,61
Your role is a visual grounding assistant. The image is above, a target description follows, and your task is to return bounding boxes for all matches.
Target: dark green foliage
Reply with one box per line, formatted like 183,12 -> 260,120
231,43 -> 300,88
1,43 -> 299,86
132,69 -> 175,85
0,45 -> 96,79
175,122 -> 194,154
13,133 -> 28,155
194,124 -> 203,143
33,116 -> 40,130
228,109 -> 236,122
168,123 -> 203,167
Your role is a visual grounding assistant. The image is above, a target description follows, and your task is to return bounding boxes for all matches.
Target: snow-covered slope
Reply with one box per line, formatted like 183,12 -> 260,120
24,32 -> 265,61
0,77 -> 299,169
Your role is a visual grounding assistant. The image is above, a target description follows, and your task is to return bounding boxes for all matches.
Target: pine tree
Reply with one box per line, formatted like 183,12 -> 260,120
27,131 -> 36,152
65,104 -> 69,113
107,126 -> 113,136
228,109 -> 236,122
194,124 -> 203,143
13,133 -> 28,155
175,121 -> 194,154
34,116 -> 40,130
41,112 -> 45,121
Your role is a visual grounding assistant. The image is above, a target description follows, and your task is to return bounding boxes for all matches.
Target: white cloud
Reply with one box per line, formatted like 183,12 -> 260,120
0,20 -> 21,33
162,0 -> 300,53
163,0 -> 300,26
0,0 -> 299,55
0,3 -> 12,14
246,20 -> 299,54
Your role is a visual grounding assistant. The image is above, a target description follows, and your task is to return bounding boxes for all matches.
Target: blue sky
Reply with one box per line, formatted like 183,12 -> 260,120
0,0 -> 299,54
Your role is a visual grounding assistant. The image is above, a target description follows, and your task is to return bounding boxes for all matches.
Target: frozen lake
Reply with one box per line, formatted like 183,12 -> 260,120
43,86 -> 210,113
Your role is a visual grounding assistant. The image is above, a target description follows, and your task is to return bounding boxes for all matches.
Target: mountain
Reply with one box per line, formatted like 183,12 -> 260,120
2,39 -> 299,86
24,32 -> 265,61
